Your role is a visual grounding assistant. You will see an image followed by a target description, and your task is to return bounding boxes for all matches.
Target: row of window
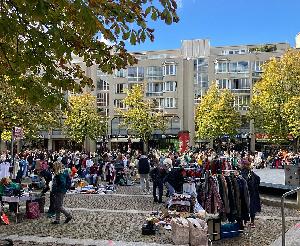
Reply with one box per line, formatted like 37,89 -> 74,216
215,61 -> 264,73
97,80 -> 177,94
99,64 -> 177,80
221,49 -> 248,55
147,81 -> 177,93
113,98 -> 177,109
217,78 -> 251,90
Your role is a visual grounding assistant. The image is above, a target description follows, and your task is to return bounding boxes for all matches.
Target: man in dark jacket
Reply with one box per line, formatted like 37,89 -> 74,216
150,159 -> 167,203
137,153 -> 150,193
164,166 -> 184,196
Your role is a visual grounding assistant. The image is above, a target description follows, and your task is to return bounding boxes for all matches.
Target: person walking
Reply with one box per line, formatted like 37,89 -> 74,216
150,158 -> 166,203
51,161 -> 72,224
137,152 -> 150,194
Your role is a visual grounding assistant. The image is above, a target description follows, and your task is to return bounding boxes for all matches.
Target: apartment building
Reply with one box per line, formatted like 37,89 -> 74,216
42,39 -> 290,152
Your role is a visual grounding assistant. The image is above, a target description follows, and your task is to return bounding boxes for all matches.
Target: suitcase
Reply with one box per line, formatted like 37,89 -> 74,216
26,201 -> 40,219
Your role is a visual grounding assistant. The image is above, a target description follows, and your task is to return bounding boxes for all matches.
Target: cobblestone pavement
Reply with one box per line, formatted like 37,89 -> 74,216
0,185 -> 299,246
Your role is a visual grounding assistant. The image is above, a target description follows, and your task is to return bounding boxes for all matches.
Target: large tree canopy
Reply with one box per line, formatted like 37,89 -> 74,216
0,79 -> 62,141
0,0 -> 179,108
195,83 -> 241,140
249,49 -> 300,141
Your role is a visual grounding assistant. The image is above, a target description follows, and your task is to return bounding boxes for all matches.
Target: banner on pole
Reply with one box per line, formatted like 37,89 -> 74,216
14,127 -> 24,139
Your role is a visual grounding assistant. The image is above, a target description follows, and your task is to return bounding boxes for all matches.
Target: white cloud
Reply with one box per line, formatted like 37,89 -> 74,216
176,0 -> 183,8
97,34 -> 114,46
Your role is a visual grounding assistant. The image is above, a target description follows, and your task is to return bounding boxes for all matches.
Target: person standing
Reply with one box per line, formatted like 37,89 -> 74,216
150,159 -> 166,203
137,152 -> 150,194
241,160 -> 261,228
51,161 -> 72,224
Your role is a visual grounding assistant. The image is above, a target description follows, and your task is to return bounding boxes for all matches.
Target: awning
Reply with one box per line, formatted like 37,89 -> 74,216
110,138 -> 141,143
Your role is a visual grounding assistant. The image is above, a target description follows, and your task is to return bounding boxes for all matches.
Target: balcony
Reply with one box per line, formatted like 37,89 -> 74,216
146,92 -> 164,97
230,89 -> 250,94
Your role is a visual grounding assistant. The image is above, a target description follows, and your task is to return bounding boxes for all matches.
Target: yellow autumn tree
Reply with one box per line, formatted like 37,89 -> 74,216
249,49 -> 300,146
117,84 -> 167,152
0,80 -> 62,145
195,83 -> 241,141
64,93 -> 107,148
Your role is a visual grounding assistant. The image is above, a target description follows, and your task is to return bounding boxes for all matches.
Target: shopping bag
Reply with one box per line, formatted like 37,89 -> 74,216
26,201 -> 40,219
187,218 -> 208,246
171,218 -> 190,245
36,196 -> 45,213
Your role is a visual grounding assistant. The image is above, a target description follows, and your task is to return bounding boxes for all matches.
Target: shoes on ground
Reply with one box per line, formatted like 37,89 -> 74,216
64,216 -> 72,224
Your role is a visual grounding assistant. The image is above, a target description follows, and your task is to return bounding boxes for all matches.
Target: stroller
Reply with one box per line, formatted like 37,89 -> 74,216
114,162 -> 127,186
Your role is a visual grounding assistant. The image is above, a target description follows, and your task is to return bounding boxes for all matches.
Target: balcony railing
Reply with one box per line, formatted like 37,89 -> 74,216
146,92 -> 164,97
230,89 -> 250,94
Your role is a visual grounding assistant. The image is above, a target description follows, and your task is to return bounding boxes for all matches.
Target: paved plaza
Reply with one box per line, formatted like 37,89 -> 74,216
0,185 -> 299,246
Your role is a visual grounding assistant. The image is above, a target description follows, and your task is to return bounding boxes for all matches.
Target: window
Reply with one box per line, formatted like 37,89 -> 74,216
231,78 -> 250,89
253,61 -> 264,72
97,79 -> 109,91
194,58 -> 209,87
164,81 -> 177,92
127,67 -> 144,82
97,93 -> 109,107
147,66 -> 163,80
115,69 -> 127,78
234,95 -> 250,111
165,98 -> 176,108
221,49 -> 248,55
163,64 -> 177,76
147,82 -> 164,93
153,98 -> 165,109
115,83 -> 126,94
215,62 -> 228,73
114,99 -> 126,109
229,61 -> 249,73
217,79 -> 230,89
99,108 -> 109,117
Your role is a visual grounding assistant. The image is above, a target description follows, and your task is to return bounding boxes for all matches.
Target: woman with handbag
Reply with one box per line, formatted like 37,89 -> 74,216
51,161 -> 72,224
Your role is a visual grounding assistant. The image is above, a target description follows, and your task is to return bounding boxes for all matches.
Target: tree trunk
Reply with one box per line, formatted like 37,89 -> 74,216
209,139 -> 214,149
293,137 -> 300,152
143,140 -> 149,154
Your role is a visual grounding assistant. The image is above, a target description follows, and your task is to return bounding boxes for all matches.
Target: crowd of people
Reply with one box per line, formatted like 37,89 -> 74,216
0,147 -> 264,227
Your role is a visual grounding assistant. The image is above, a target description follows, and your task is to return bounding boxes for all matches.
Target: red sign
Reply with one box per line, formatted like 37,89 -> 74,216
178,131 -> 190,153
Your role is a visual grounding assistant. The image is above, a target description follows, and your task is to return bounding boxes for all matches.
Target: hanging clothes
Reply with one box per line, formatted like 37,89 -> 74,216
205,176 -> 224,214
241,169 -> 261,217
0,161 -> 11,179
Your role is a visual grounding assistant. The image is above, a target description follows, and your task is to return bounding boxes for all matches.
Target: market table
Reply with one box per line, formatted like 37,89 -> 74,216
1,195 -> 39,223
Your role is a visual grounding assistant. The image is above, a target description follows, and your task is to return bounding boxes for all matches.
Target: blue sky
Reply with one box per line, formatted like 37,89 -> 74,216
126,0 -> 299,51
